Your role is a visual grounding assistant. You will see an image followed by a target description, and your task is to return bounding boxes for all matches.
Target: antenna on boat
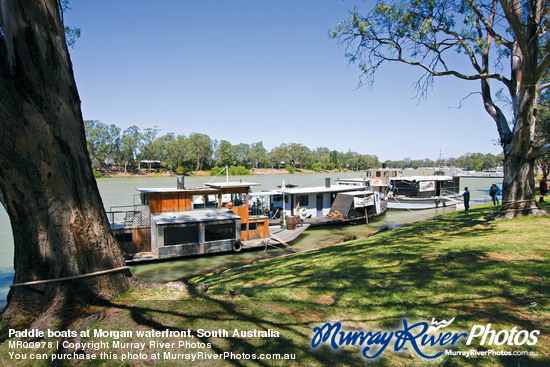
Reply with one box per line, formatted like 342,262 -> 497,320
207,165 -> 230,184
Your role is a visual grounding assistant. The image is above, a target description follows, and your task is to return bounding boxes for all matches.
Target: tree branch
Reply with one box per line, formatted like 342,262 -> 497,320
538,82 -> 550,93
440,29 -> 482,73
498,0 -> 529,54
392,52 -> 511,88
466,0 -> 514,48
537,51 -> 550,80
480,78 -> 513,146
532,143 -> 550,158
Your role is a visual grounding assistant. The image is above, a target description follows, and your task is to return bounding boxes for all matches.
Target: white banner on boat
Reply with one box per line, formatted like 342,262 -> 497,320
419,181 -> 435,192
354,195 -> 374,207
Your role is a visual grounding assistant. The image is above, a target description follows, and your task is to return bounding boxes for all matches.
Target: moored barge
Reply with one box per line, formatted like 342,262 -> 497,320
107,178 -> 307,263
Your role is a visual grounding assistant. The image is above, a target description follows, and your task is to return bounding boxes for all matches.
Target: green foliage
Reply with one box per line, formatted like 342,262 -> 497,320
83,119 -> 503,175
60,1 -> 80,48
285,164 -> 295,174
211,165 -> 250,176
92,169 -> 103,179
210,166 -> 224,176
229,165 -> 250,176
176,166 -> 185,175
188,133 -> 213,171
64,26 -> 81,48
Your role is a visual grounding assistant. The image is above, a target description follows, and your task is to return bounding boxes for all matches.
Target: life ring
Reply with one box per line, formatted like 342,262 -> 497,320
232,241 -> 242,253
299,207 -> 308,218
225,201 -> 234,209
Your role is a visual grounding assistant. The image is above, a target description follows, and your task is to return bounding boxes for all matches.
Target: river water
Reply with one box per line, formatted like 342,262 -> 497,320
0,172 -> 501,308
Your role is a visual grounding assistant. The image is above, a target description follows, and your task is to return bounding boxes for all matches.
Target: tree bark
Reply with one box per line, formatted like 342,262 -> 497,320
0,0 -> 134,327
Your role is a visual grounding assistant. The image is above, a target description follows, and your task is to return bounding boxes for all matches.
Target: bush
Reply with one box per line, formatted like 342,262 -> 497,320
92,169 -> 103,179
285,164 -> 295,174
211,165 -> 250,176
210,166 -> 223,176
312,162 -> 322,173
229,165 -> 250,176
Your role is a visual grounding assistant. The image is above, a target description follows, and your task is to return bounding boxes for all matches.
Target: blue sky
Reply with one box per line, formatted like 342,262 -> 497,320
64,0 -> 504,161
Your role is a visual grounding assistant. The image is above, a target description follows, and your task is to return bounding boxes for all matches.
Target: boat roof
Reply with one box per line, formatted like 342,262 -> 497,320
137,181 -> 260,194
151,208 -> 240,225
205,182 -> 260,189
250,190 -> 282,197
136,187 -> 218,194
335,178 -> 372,183
338,190 -> 375,196
280,185 -> 365,195
390,175 -> 453,182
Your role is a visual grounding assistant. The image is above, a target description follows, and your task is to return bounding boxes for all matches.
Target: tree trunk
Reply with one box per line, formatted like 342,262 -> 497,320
0,0 -> 134,327
499,84 -> 547,218
501,154 -> 543,218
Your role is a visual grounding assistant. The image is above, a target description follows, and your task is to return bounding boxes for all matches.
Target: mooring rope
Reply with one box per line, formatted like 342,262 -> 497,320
9,266 -> 131,288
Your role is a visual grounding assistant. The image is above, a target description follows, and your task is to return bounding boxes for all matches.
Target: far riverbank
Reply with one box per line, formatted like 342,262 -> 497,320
97,167 -> 348,178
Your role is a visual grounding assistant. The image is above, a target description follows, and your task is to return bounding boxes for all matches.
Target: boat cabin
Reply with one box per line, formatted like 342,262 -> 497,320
269,178 -> 368,219
389,176 -> 456,198
108,181 -> 270,259
329,190 -> 386,219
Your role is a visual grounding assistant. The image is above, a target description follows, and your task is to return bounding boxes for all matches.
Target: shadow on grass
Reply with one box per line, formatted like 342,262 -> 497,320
2,204 -> 547,366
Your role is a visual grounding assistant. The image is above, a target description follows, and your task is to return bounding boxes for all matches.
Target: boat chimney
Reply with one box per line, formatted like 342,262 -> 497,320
177,175 -> 185,189
325,178 -> 331,188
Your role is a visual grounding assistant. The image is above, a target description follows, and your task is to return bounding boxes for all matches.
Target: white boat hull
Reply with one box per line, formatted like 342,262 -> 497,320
388,196 -> 461,210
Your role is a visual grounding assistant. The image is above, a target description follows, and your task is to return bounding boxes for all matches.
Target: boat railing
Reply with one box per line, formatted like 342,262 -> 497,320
107,205 -> 150,229
249,205 -> 270,218
441,189 -> 461,198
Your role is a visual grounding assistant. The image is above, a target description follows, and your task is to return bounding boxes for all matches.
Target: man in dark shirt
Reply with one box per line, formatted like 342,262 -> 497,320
462,187 -> 470,212
540,177 -> 548,202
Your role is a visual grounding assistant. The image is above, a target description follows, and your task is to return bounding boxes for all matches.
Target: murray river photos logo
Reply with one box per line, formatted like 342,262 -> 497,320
310,318 -> 540,359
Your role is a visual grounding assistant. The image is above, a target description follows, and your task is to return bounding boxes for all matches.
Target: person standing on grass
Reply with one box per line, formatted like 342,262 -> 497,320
489,183 -> 501,205
540,177 -> 548,203
462,187 -> 470,212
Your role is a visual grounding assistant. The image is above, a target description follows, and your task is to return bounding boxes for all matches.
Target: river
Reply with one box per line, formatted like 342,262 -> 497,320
0,171 -> 502,309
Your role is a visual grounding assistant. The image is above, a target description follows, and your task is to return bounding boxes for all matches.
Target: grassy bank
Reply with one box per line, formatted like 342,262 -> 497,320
1,203 -> 548,366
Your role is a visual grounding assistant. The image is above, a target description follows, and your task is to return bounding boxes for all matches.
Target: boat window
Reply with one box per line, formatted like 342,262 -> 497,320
298,195 -> 309,206
205,222 -> 235,241
272,195 -> 289,203
114,232 -> 133,243
192,195 -> 205,209
231,193 -> 246,207
205,194 -> 219,208
376,171 -> 381,177
140,193 -> 149,205
164,224 -> 199,246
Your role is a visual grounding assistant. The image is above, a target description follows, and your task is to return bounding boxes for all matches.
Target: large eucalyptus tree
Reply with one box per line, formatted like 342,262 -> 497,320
0,0 -> 134,327
332,0 -> 550,218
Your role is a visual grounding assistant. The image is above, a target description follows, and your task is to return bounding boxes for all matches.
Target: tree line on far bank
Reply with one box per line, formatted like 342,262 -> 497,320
84,120 -> 505,174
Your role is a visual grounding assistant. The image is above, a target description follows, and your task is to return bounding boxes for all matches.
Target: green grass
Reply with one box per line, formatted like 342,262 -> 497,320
1,203 -> 549,366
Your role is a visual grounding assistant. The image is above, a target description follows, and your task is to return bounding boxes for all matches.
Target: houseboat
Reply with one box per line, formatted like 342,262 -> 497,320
388,175 -> 461,210
107,177 -> 308,263
256,178 -> 387,226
